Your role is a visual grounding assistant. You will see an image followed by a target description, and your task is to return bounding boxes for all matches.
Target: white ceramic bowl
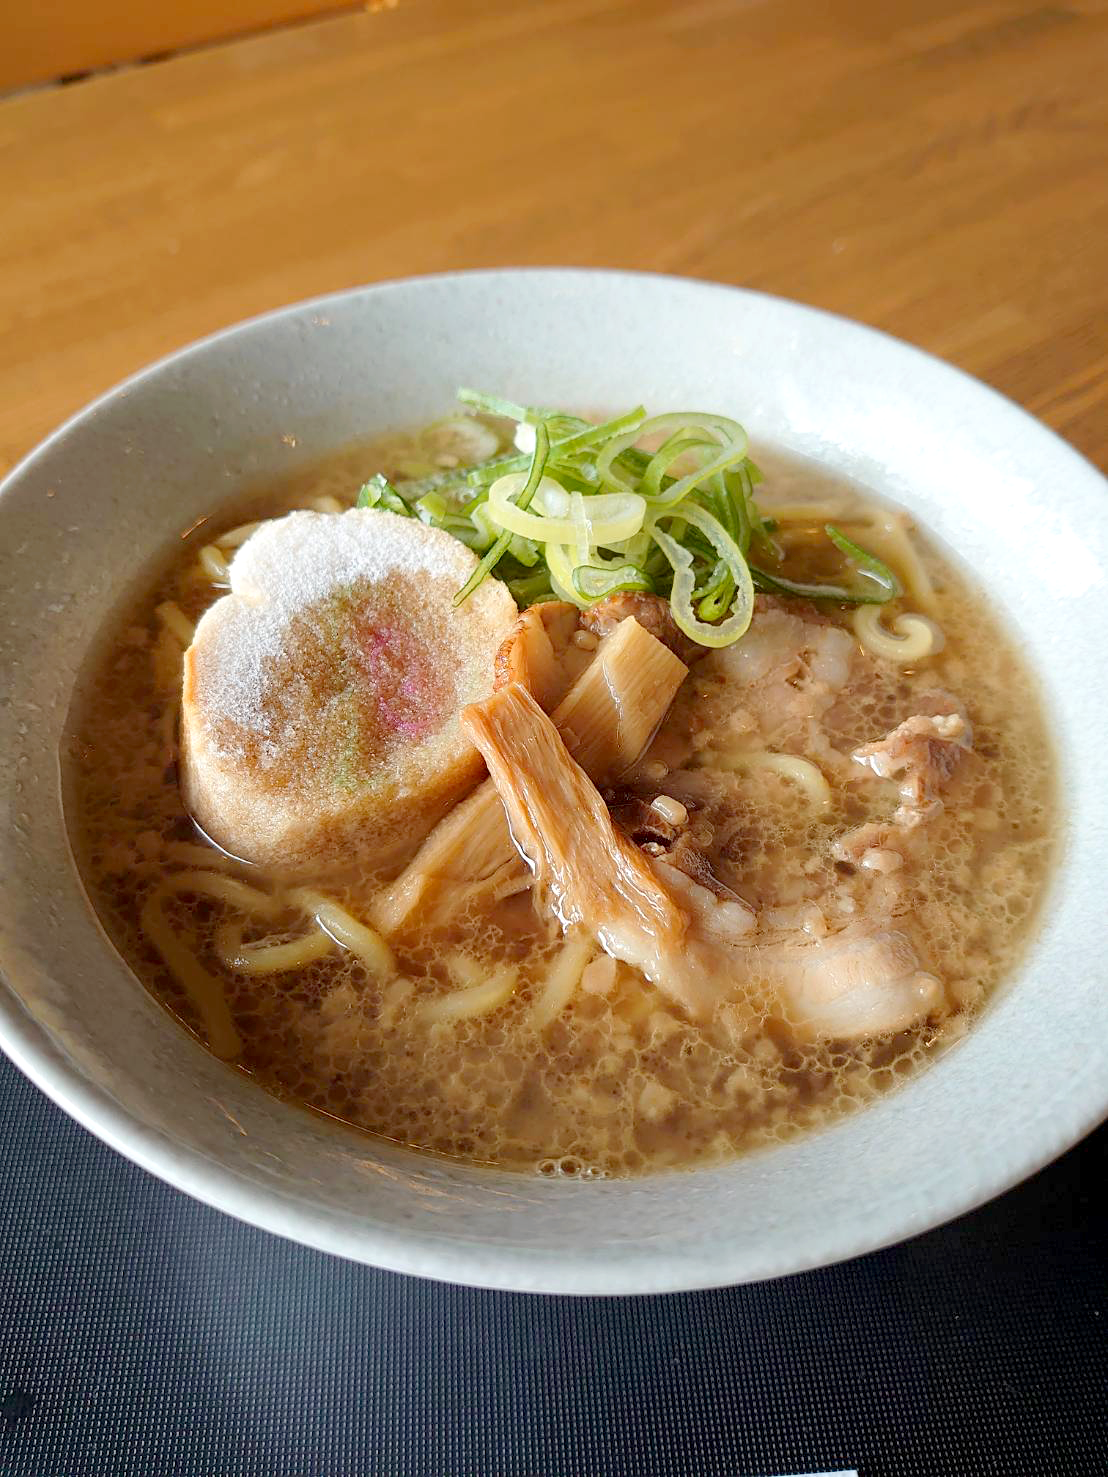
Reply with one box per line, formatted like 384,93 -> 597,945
1,269 -> 1106,1294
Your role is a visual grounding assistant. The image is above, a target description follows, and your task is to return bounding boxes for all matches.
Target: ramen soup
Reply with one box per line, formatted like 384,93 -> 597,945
66,395 -> 1055,1178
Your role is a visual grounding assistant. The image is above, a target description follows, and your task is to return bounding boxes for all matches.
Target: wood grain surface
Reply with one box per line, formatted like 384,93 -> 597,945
0,0 -> 354,92
0,0 -> 1105,476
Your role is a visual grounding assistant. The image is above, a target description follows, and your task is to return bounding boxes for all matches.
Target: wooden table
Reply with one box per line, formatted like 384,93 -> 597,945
1,0 -> 1105,477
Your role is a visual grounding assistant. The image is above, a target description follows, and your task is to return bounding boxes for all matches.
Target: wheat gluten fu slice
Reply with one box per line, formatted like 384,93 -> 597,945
181,508 -> 517,872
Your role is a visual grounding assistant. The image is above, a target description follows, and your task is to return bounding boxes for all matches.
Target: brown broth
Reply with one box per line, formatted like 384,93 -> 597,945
64,435 -> 1057,1178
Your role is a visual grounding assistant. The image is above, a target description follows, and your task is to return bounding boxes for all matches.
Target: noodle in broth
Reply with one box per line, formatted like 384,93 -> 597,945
65,428 -> 1056,1177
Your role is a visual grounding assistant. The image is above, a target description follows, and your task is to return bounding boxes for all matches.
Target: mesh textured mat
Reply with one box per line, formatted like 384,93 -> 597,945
1,1052 -> 1104,1477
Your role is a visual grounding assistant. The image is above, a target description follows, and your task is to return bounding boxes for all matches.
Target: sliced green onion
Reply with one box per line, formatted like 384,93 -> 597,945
393,457 -> 503,502
545,541 -> 583,604
642,437 -> 710,496
572,561 -> 653,601
748,526 -> 901,605
509,534 -> 541,568
463,406 -> 647,489
594,427 -> 648,494
415,491 -> 449,524
597,410 -> 743,492
619,530 -> 653,568
442,521 -> 488,551
356,474 -> 413,516
467,500 -> 500,551
649,502 -> 754,647
507,573 -> 556,605
750,567 -> 863,602
456,387 -> 536,422
704,470 -> 740,546
698,574 -> 736,623
825,524 -> 902,600
694,557 -> 732,613
645,438 -> 750,509
486,474 -> 646,548
550,406 -> 646,455
570,490 -> 591,567
453,422 -> 550,607
405,389 -> 903,647
734,461 -> 779,557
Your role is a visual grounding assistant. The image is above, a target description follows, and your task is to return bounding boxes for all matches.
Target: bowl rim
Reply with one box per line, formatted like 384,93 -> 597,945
2,266 -> 1107,1294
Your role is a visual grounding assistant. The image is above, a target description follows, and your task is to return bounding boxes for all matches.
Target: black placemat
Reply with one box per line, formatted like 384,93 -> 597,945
1,1052 -> 1104,1477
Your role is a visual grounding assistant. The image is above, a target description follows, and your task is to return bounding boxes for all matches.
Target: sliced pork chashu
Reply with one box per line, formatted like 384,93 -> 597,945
463,683 -> 946,1041
835,692 -> 973,864
766,927 -> 945,1038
